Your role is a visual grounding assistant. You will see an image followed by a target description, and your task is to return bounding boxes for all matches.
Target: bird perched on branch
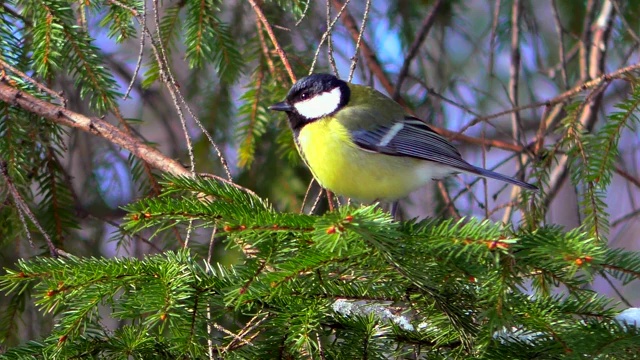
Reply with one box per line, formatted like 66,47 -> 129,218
270,74 -> 537,205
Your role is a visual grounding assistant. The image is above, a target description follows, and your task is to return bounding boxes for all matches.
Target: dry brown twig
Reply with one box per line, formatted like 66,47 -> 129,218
0,161 -> 57,257
393,0 -> 445,99
542,0 -> 615,214
0,78 -> 255,196
501,0 -> 524,223
248,0 -> 297,83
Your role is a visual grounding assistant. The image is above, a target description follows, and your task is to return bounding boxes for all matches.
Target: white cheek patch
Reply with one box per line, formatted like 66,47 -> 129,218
294,87 -> 342,119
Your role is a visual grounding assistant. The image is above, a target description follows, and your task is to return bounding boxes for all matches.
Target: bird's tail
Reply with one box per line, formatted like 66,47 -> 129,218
469,165 -> 538,191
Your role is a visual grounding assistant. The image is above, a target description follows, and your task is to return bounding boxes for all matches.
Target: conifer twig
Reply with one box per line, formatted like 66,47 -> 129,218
0,59 -> 64,103
0,80 -> 188,176
542,0 -> 615,216
0,80 -> 256,196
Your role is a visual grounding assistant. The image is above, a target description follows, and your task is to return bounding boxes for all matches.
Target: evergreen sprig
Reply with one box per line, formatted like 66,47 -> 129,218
236,68 -> 271,169
22,0 -> 122,112
184,0 -> 243,82
3,175 -> 640,358
560,100 -> 609,240
99,0 -> 140,42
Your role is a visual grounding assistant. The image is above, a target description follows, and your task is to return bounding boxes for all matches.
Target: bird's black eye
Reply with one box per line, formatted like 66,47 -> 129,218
300,92 -> 309,100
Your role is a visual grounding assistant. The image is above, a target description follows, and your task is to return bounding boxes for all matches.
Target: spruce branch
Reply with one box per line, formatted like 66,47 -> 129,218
0,58 -> 64,103
0,79 -> 252,195
0,78 -> 187,176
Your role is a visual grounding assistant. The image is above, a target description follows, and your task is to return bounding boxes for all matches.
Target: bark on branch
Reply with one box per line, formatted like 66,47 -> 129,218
0,80 -> 190,177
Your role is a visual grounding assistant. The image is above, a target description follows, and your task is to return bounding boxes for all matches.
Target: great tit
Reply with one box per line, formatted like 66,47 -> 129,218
270,74 -> 537,201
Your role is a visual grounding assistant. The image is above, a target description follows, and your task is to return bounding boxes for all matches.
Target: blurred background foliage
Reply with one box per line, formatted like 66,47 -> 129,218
2,0 -> 640,349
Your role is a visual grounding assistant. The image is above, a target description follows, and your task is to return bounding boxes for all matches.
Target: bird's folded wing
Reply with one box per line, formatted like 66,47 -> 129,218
350,117 -> 476,171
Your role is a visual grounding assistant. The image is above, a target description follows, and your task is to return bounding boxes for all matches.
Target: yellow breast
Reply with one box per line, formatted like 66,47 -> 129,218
296,118 -> 444,201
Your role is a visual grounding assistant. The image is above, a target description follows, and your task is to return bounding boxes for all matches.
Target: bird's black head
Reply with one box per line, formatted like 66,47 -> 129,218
269,74 -> 351,130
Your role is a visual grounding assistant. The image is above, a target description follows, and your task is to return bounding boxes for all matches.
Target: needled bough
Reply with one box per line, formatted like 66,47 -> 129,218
2,175 -> 640,358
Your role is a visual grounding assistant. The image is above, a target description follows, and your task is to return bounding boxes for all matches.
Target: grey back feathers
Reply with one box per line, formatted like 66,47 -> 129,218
351,117 -> 538,190
272,74 -> 538,191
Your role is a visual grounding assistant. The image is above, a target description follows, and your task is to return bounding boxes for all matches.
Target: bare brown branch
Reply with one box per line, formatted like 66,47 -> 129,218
0,80 -> 188,176
393,0 -> 445,99
248,0 -> 297,83
543,0 -> 616,215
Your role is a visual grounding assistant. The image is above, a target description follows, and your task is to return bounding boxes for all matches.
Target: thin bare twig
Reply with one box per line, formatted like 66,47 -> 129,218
317,331 -> 326,359
248,0 -> 297,82
309,0 -> 351,75
502,0 -> 523,224
310,189 -> 324,214
614,165 -> 640,190
347,0 -> 371,81
326,0 -> 339,75
123,0 -> 146,100
300,178 -> 317,214
198,173 -> 260,198
0,161 -> 57,257
437,181 -> 461,219
580,0 -> 597,81
611,0 -> 640,46
332,0 -> 399,100
112,0 -> 233,183
453,60 -> 640,142
222,313 -> 269,353
612,208 -> 640,227
95,215 -> 163,253
206,226 -> 218,360
544,43 -> 579,79
600,271 -> 633,307
257,20 -> 281,83
487,0 -> 502,78
392,0 -> 444,99
151,0 -> 194,174
551,0 -> 569,89
294,0 -> 312,26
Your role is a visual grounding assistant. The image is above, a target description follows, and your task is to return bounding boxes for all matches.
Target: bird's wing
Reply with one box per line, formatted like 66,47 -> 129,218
350,116 -> 477,171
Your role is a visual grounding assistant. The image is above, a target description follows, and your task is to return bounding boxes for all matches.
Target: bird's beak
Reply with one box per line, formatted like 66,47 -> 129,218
269,101 -> 294,112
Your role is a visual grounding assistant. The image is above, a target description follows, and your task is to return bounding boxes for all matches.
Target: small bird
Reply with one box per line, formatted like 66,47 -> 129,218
270,74 -> 537,202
